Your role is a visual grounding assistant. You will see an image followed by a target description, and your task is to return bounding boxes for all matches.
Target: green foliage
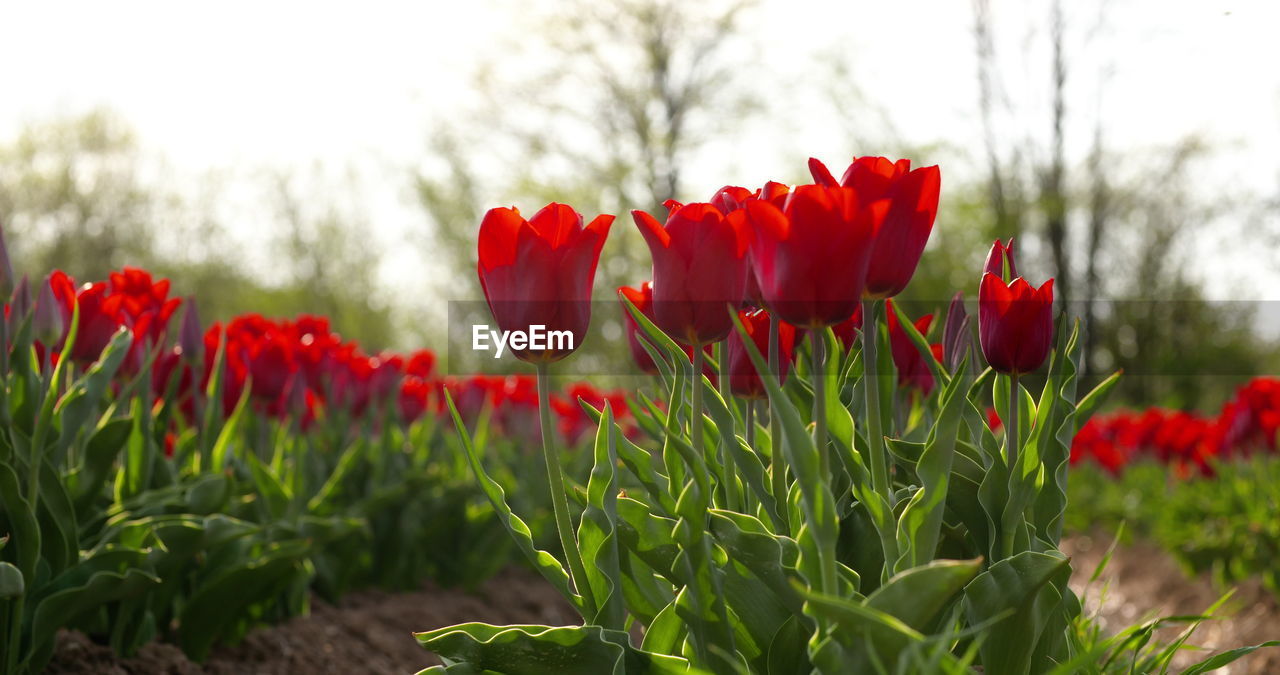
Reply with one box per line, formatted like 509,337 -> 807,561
1068,456 -> 1280,600
0,301 -> 532,672
416,303 -> 1264,673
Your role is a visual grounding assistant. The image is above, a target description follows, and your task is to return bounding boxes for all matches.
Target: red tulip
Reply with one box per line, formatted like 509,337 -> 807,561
726,308 -> 797,399
886,299 -> 939,396
983,237 -> 1017,280
809,157 -> 940,298
399,377 -> 432,424
405,349 -> 437,379
978,240 -> 1054,374
478,203 -> 613,362
832,305 -> 864,352
48,271 -> 121,364
633,202 -> 751,345
552,382 -> 632,445
710,185 -> 754,215
619,281 -> 660,374
711,183 -> 790,308
108,266 -> 182,346
744,184 -> 888,328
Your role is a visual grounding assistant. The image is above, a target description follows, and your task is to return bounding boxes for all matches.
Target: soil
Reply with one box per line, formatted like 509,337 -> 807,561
44,567 -> 575,675
46,537 -> 1280,674
1063,532 -> 1280,674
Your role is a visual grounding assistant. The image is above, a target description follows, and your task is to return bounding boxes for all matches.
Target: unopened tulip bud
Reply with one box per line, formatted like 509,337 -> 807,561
942,292 -> 971,372
0,222 -> 14,302
180,297 -> 202,364
983,238 -> 1018,282
34,277 -> 63,346
10,275 -> 31,322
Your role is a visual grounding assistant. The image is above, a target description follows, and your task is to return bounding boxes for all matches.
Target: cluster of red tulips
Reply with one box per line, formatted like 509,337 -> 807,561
478,155 -> 1056,389
19,266 -> 633,445
1065,377 -> 1280,477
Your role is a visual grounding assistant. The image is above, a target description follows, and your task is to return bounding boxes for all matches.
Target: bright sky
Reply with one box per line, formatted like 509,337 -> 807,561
1,0 -> 1278,308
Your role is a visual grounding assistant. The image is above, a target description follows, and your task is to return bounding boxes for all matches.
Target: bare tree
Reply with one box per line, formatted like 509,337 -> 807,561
0,110 -> 157,280
414,0 -> 761,302
972,0 -> 1027,241
1039,0 -> 1070,304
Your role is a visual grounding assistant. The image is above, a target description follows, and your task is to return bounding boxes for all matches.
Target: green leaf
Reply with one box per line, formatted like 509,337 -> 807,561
963,550 -> 1073,675
177,541 -> 311,661
0,561 -> 24,598
1074,370 -> 1121,433
415,623 -> 695,675
803,558 -> 981,671
866,558 -> 982,633
444,391 -> 582,614
576,402 -> 625,630
580,399 -> 675,515
615,497 -> 680,582
1180,641 -> 1280,674
209,381 -> 252,472
894,356 -> 969,571
707,510 -> 805,618
246,452 -> 291,521
27,568 -> 159,671
698,378 -> 781,529
641,599 -> 685,655
729,312 -> 837,596
68,416 -> 132,511
52,329 -> 133,455
0,461 -> 40,579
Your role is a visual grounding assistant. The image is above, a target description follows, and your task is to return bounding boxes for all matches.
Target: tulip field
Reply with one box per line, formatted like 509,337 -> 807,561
2,155 -> 1278,674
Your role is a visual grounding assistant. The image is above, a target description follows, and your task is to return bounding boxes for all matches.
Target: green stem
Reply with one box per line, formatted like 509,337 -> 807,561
862,298 -> 900,567
745,400 -> 755,450
536,362 -> 595,614
1007,373 -> 1020,475
810,332 -> 838,593
691,347 -> 705,463
1001,373 -> 1020,559
768,314 -> 788,531
862,300 -> 890,498
714,342 -> 737,511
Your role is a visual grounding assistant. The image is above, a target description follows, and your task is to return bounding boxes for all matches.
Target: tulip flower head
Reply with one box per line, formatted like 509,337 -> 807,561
809,156 -> 941,299
478,203 -> 613,363
745,184 -> 888,328
978,239 -> 1054,375
886,299 -> 940,395
633,202 -> 751,346
726,308 -> 797,399
941,292 -> 971,372
619,281 -> 660,374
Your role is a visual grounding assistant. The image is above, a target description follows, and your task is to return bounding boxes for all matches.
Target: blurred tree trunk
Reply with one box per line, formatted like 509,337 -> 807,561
1041,0 -> 1071,305
972,0 -> 1025,242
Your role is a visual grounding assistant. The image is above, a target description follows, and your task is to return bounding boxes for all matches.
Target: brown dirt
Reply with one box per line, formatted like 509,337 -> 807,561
45,566 -> 575,675
1063,532 -> 1280,674
46,538 -> 1280,674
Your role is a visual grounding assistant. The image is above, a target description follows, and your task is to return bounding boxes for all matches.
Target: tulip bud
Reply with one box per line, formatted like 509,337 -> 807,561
886,299 -> 938,396
978,272 -> 1054,375
0,222 -> 14,302
34,276 -> 63,347
633,202 -> 750,345
942,292 -> 971,372
983,238 -> 1018,281
180,297 -> 203,364
10,275 -> 31,322
726,308 -> 797,399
